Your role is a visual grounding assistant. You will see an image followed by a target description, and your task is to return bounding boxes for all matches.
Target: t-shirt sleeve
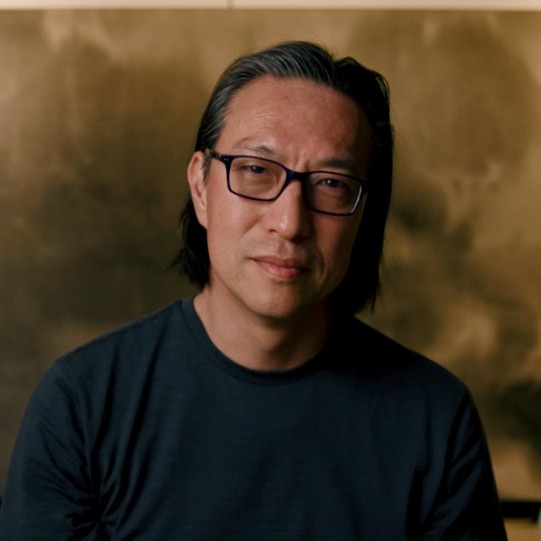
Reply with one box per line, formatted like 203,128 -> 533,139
0,361 -> 100,541
422,392 -> 508,540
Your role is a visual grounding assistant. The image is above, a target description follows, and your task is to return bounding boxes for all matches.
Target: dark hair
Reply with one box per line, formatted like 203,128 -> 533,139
171,40 -> 394,316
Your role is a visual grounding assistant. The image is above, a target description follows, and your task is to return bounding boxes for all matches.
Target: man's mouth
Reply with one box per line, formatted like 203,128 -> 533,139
253,255 -> 310,280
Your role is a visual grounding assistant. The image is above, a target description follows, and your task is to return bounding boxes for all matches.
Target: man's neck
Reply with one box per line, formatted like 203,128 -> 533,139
193,289 -> 331,372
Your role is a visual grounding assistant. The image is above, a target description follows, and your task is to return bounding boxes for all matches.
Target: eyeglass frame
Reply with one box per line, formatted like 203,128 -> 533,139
203,148 -> 370,217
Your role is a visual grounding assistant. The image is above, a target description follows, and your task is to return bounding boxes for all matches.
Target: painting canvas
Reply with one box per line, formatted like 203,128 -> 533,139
0,8 -> 540,502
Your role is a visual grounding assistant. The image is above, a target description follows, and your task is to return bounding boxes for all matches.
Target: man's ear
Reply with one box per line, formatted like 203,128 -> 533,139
187,151 -> 208,229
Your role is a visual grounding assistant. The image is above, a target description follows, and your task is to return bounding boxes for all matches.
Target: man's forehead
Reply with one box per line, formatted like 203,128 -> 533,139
216,76 -> 372,170
221,76 -> 368,134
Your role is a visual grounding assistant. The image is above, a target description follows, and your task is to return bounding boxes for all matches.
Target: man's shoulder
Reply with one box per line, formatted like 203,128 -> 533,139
23,297 -> 200,421
46,297 -> 196,384
338,316 -> 470,399
66,299 -> 185,354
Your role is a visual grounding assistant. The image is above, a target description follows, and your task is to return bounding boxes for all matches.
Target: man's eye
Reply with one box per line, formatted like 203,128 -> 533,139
234,160 -> 271,176
318,177 -> 348,189
247,165 -> 267,174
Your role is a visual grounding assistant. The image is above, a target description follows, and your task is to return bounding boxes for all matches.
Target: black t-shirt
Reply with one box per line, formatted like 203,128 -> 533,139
0,297 -> 507,540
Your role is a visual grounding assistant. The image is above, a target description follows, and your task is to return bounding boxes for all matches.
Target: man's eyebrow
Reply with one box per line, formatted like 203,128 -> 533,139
231,139 -> 360,173
231,140 -> 277,157
318,157 -> 360,173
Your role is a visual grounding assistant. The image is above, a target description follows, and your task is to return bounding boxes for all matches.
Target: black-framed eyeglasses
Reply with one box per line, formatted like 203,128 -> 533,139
204,148 -> 369,216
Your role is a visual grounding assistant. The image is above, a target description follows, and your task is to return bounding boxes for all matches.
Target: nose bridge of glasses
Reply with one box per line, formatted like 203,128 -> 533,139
282,165 -> 311,189
269,167 -> 315,212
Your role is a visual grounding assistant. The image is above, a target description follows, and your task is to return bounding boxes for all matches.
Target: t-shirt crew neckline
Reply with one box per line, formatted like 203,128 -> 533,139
179,296 -> 327,385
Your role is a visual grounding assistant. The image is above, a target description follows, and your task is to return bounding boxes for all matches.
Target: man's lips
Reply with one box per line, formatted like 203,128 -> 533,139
252,255 -> 310,279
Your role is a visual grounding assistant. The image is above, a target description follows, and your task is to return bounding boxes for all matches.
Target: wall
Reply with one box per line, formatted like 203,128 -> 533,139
1,8 -> 540,500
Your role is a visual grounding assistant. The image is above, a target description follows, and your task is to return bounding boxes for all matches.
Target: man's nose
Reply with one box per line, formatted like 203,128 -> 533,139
263,179 -> 311,240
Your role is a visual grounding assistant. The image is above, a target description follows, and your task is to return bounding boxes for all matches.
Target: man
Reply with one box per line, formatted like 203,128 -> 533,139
0,41 -> 507,540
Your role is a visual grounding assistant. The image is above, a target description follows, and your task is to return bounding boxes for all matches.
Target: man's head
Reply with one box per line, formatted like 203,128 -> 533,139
173,41 -> 393,317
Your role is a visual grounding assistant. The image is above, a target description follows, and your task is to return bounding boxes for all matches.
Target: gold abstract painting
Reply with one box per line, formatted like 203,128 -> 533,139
0,9 -> 540,501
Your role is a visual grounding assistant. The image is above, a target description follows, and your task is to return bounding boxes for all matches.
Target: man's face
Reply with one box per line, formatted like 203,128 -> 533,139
188,75 -> 372,323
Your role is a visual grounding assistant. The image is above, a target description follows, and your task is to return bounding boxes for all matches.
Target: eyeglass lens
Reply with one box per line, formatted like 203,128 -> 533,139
227,155 -> 362,215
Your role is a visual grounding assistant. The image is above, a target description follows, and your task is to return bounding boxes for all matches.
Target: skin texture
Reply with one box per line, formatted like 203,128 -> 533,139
188,76 -> 373,371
